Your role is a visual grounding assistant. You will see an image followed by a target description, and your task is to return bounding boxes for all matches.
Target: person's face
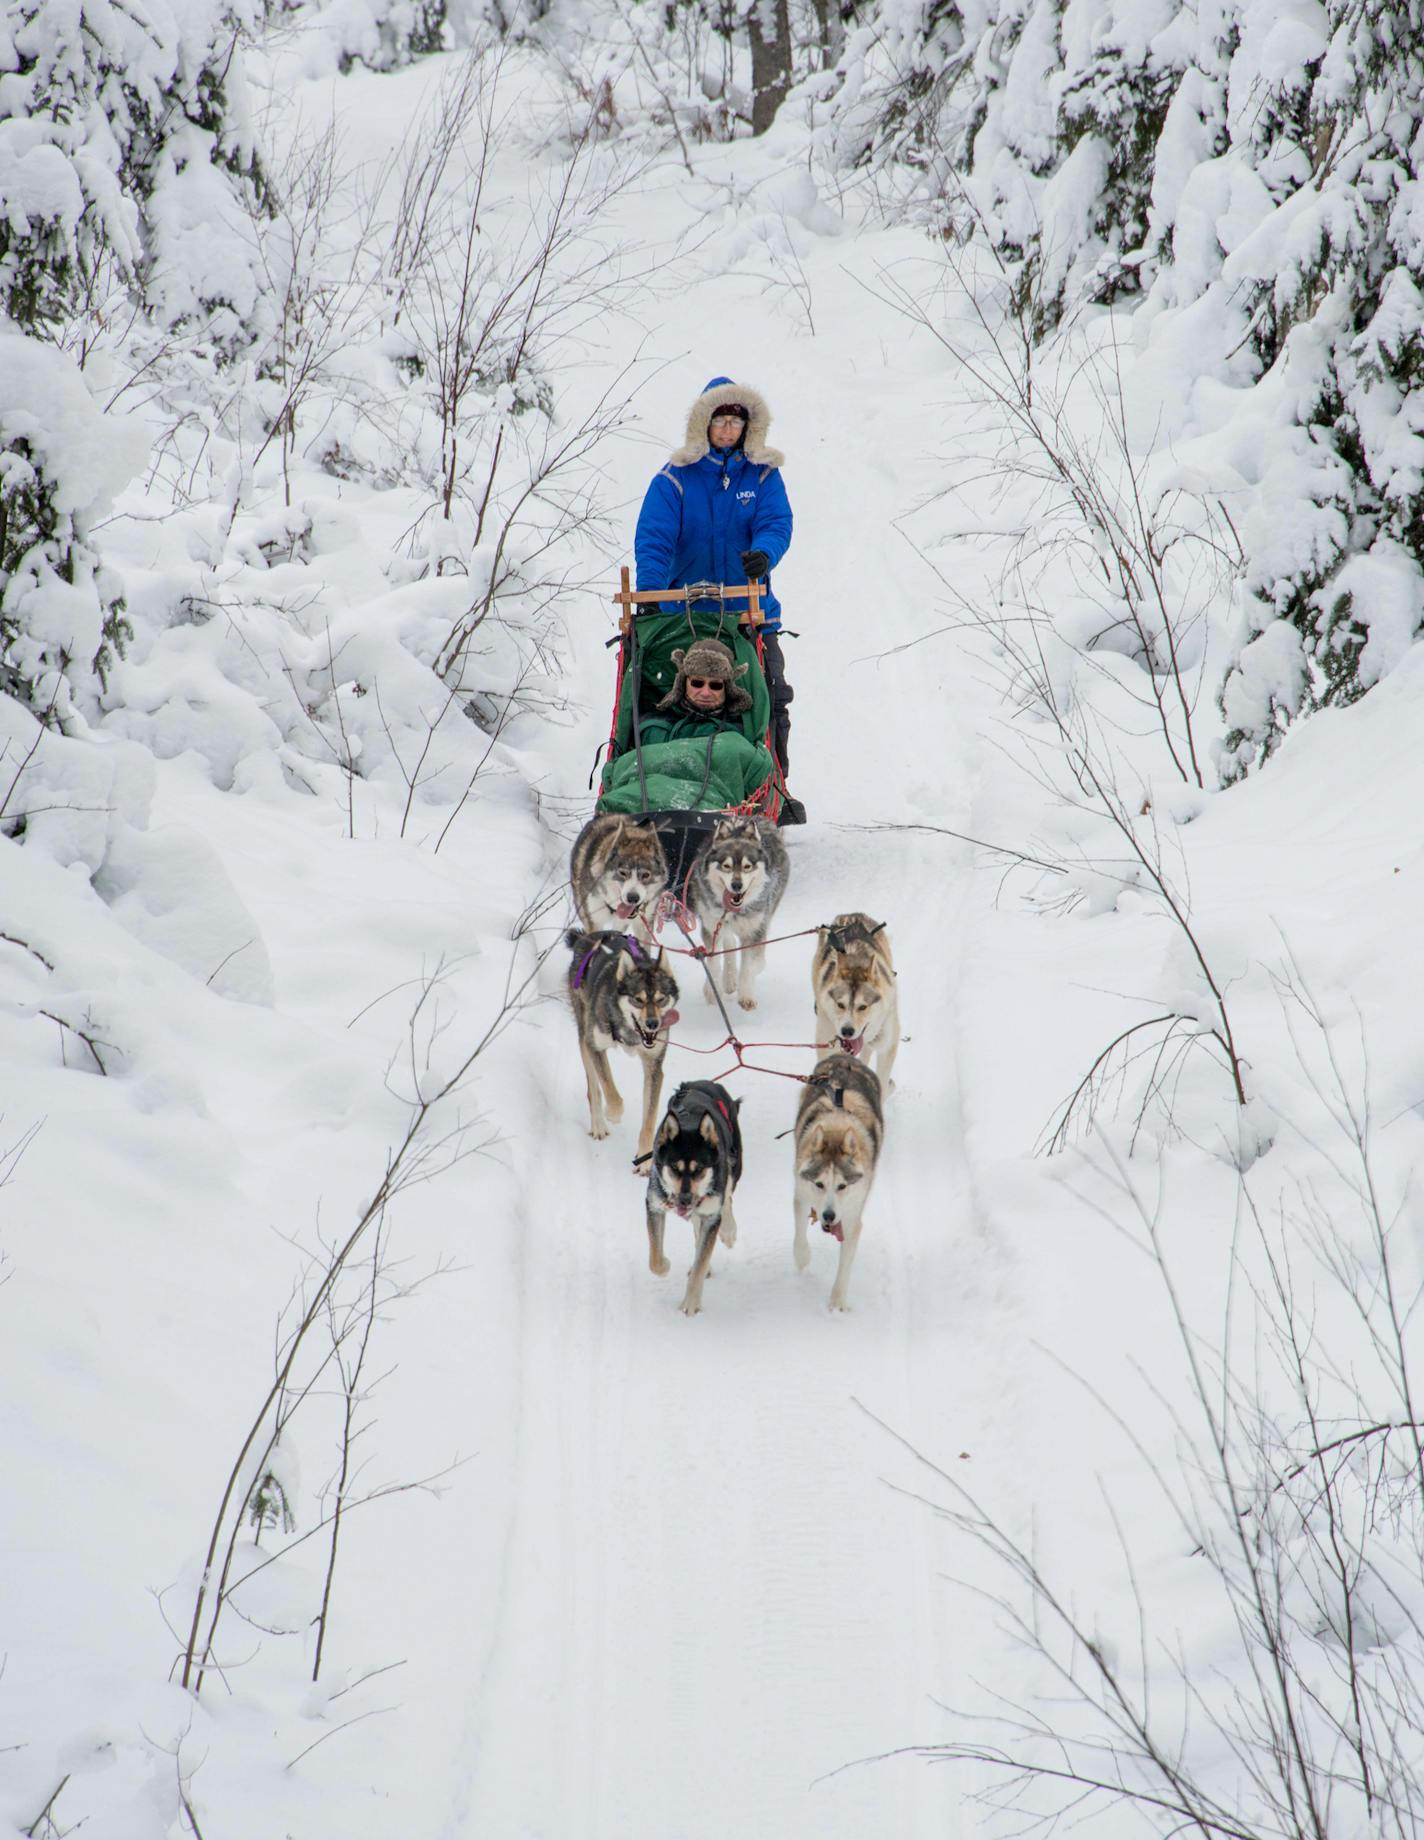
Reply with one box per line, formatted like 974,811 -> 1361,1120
708,411 -> 746,451
686,675 -> 727,712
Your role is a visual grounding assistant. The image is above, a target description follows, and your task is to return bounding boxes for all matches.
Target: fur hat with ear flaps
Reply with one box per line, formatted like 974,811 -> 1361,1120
670,378 -> 783,468
657,638 -> 753,715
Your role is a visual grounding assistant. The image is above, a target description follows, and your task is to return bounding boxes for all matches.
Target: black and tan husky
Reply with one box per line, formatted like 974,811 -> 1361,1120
644,1080 -> 743,1316
792,1052 -> 884,1312
566,929 -> 680,1162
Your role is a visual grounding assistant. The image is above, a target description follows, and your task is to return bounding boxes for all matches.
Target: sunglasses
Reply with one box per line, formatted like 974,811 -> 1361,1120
686,678 -> 724,690
709,412 -> 746,424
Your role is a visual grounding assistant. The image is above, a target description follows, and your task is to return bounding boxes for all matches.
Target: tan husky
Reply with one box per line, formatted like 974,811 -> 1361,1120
811,913 -> 899,1088
792,1052 -> 884,1312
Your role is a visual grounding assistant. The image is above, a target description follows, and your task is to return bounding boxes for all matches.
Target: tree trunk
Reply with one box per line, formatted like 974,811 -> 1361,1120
811,0 -> 843,68
749,0 -> 791,135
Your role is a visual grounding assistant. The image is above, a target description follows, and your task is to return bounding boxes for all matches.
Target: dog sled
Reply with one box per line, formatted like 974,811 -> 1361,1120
594,570 -> 786,882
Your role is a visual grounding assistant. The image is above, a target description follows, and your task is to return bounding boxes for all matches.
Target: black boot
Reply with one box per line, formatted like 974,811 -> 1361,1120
777,796 -> 807,826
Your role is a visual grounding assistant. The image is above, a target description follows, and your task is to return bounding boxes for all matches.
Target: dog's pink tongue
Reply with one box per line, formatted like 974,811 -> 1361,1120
663,1009 -> 680,1028
722,891 -> 742,911
821,1220 -> 844,1242
615,900 -> 639,918
843,1035 -> 864,1057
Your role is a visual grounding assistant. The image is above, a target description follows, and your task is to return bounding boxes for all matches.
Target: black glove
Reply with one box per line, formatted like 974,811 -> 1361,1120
740,549 -> 770,578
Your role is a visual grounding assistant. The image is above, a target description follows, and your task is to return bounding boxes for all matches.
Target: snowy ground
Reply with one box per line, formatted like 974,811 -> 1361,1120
3,44 -> 1423,1840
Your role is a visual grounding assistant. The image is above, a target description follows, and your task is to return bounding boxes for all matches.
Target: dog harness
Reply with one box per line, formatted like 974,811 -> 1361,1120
823,917 -> 887,956
572,933 -> 642,990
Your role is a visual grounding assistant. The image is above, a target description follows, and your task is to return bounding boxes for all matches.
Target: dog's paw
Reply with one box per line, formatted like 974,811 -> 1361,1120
829,1295 -> 851,1312
589,1121 -> 610,1141
794,1243 -> 811,1272
679,1295 -> 703,1316
718,1221 -> 737,1248
737,994 -> 758,1012
649,1255 -> 670,1277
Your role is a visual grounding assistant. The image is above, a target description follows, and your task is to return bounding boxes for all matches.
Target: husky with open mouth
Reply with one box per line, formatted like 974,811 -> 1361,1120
811,912 -> 899,1089
792,1051 -> 884,1312
686,814 -> 789,1011
566,929 -> 680,1163
643,1080 -> 743,1316
569,813 -> 669,945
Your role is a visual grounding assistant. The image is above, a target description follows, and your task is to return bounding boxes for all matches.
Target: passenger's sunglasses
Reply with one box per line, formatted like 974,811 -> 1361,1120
686,678 -> 723,690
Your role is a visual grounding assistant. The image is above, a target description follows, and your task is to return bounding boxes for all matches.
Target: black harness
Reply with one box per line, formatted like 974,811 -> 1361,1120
639,1079 -> 743,1184
823,917 -> 887,956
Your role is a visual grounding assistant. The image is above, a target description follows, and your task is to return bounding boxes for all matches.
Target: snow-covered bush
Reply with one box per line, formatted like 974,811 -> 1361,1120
282,0 -> 450,72
0,333 -> 141,720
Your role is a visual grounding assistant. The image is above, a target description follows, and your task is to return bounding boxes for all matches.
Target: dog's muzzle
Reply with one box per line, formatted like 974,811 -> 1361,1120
839,1029 -> 864,1056
616,895 -> 642,917
819,1208 -> 844,1243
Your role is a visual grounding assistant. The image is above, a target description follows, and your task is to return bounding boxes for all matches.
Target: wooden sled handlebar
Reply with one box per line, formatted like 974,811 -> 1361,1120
613,566 -> 764,635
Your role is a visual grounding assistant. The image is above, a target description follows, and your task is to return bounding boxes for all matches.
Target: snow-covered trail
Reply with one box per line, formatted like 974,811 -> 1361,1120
445,161 -> 1028,1837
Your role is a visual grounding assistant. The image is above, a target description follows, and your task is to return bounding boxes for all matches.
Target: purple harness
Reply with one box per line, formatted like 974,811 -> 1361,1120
573,934 -> 642,989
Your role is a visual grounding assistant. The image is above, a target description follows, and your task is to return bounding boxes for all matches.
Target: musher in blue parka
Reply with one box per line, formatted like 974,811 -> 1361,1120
634,375 -> 805,825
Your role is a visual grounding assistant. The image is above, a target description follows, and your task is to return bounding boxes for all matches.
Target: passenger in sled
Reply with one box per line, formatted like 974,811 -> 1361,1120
632,376 -> 805,825
597,638 -> 777,816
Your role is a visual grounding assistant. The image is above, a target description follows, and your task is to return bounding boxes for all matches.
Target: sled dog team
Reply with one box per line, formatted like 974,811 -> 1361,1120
567,811 -> 900,1315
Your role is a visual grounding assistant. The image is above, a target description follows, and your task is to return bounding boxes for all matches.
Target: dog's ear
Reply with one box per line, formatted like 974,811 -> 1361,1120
698,1112 -> 719,1146
657,1112 -> 679,1147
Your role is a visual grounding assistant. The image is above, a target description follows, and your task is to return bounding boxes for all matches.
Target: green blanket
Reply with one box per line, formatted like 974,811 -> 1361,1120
598,730 -> 776,815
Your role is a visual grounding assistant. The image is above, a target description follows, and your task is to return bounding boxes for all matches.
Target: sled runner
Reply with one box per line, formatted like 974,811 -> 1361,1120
595,570 -> 785,879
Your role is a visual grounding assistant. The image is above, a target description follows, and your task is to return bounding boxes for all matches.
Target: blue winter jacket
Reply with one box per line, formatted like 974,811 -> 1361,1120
634,384 -> 793,630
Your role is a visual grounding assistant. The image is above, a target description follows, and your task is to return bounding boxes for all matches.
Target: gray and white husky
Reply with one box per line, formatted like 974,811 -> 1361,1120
792,1052 -> 884,1312
644,1080 -> 743,1316
569,813 -> 669,944
687,815 -> 789,1011
566,929 -> 680,1162
811,913 -> 899,1089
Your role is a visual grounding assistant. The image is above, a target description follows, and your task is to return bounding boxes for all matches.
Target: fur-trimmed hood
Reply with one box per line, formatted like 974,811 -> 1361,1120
669,376 -> 784,469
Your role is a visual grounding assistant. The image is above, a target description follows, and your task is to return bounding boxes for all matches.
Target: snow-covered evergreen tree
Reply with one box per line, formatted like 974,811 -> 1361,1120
839,0 -> 1424,775
0,0 -> 265,346
0,333 -> 138,721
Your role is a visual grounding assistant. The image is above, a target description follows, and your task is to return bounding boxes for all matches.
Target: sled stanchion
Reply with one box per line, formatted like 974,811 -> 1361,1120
609,579 -> 766,627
